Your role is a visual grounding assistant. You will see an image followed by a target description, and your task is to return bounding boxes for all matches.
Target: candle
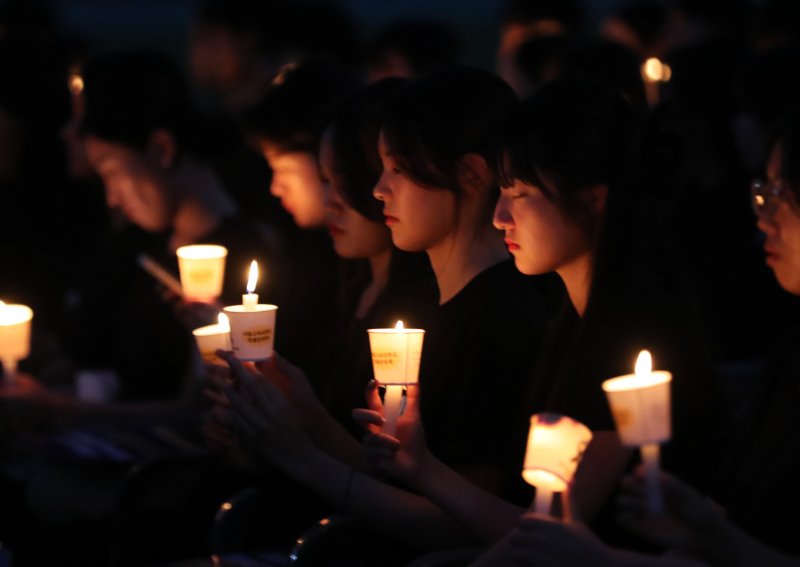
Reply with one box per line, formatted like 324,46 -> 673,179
522,413 -> 593,517
641,57 -> 671,108
602,350 -> 672,513
243,260 -> 259,310
367,320 -> 425,435
192,313 -> 232,364
0,300 -> 33,384
176,244 -> 228,303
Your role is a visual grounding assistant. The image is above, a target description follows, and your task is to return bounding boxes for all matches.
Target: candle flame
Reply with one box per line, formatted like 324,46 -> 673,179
395,320 -> 404,329
246,260 -> 258,293
69,73 -> 84,95
635,350 -> 652,377
218,313 -> 230,327
642,58 -> 671,82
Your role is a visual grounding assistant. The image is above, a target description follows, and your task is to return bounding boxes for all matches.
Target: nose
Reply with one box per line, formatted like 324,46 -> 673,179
756,211 -> 778,237
269,176 -> 284,198
493,194 -> 513,230
104,183 -> 121,209
373,171 -> 391,202
324,185 -> 343,216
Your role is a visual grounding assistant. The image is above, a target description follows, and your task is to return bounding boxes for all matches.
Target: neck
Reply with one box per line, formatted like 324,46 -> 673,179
557,253 -> 593,317
428,227 -> 508,305
168,159 -> 238,251
355,248 -> 393,319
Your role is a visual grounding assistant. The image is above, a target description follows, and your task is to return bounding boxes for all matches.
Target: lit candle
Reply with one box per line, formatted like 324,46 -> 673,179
176,244 -> 228,303
0,300 -> 33,384
243,260 -> 259,310
602,350 -> 672,513
641,57 -> 671,107
522,413 -> 593,517
192,313 -> 232,364
367,320 -> 425,435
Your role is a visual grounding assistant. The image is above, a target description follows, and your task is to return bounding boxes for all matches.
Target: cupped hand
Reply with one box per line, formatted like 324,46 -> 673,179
352,382 -> 433,486
509,513 -> 617,567
218,350 -> 316,473
617,467 -> 724,552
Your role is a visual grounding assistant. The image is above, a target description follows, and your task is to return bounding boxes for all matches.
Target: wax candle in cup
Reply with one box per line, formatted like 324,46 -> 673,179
602,350 -> 672,513
193,313 -> 232,364
367,320 -> 425,435
223,261 -> 278,361
0,300 -> 33,385
522,413 -> 592,516
176,244 -> 228,303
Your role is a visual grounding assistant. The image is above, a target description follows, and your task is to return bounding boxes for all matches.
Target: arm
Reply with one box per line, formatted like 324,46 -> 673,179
222,352 -> 476,549
619,470 -> 800,567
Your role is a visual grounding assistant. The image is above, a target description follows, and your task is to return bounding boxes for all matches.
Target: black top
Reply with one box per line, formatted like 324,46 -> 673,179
714,325 -> 800,555
319,252 -> 438,435
418,259 -> 551,488
506,285 -> 722,540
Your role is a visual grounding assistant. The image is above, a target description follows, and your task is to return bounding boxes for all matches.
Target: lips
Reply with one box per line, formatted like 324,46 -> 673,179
384,214 -> 399,226
504,238 -> 520,252
327,224 -> 344,237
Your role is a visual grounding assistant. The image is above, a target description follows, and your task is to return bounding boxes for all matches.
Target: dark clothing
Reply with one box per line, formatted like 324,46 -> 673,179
506,281 -> 722,546
714,325 -> 800,555
320,252 -> 437,435
418,259 -> 551,491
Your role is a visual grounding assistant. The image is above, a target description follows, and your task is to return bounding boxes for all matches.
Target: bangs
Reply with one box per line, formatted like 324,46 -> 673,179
381,103 -> 456,191
495,118 -> 555,200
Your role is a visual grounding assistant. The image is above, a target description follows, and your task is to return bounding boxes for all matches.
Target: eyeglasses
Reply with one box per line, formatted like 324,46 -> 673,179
750,178 -> 798,217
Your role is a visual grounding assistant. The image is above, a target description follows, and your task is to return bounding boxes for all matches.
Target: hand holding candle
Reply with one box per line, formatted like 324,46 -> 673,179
367,320 -> 425,436
602,350 -> 672,513
224,260 -> 278,361
0,299 -> 33,385
522,413 -> 592,517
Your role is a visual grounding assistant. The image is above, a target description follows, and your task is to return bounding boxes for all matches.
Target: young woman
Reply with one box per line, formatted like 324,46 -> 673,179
218,67 -> 550,552
241,59 -> 361,373
353,79 -> 721,560
503,103 -> 800,567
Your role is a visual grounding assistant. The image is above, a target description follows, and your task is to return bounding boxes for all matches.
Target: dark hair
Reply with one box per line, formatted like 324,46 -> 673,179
245,59 -> 361,155
327,78 -> 409,222
769,111 -> 800,198
80,50 -> 206,155
381,66 -> 517,217
497,78 -> 638,236
367,20 -> 461,77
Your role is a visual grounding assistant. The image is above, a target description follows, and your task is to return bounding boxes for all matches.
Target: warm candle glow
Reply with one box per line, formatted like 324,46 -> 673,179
247,261 -> 258,294
635,350 -> 652,377
69,73 -> 84,95
642,58 -> 671,82
218,313 -> 229,327
395,320 -> 404,330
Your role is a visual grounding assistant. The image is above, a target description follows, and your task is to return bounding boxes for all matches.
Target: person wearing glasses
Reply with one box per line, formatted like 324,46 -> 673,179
589,114 -> 800,567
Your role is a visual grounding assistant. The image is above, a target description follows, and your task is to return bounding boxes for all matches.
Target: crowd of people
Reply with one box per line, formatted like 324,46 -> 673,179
1,0 -> 800,565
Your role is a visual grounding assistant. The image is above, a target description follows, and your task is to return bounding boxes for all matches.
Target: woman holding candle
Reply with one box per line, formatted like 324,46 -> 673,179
218,66 -> 551,552
604,112 -> 800,565
352,79 -> 721,562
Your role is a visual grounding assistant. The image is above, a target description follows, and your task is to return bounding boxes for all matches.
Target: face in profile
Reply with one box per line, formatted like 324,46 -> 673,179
318,132 -> 391,259
757,145 -> 800,295
493,176 -> 591,276
263,147 -> 327,229
84,136 -> 174,232
373,134 -> 457,253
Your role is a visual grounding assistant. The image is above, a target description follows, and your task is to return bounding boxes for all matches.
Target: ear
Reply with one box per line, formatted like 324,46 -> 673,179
146,129 -> 177,170
582,184 -> 608,216
457,153 -> 493,196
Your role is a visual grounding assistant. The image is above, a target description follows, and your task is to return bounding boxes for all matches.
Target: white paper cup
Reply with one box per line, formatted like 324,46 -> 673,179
602,371 -> 672,446
522,413 -> 593,492
223,305 -> 277,361
192,324 -> 232,364
176,245 -> 228,302
367,327 -> 424,385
